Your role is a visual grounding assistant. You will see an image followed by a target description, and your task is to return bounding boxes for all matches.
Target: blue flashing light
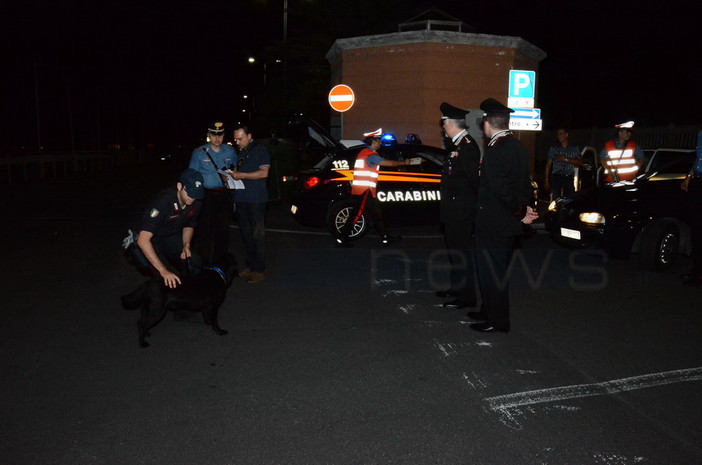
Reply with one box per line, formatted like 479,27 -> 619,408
380,133 -> 397,146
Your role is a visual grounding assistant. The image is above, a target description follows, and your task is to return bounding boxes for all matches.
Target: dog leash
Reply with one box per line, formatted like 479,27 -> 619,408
205,266 -> 227,285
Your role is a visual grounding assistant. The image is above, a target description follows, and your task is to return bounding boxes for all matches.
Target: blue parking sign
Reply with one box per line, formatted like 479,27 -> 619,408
509,70 -> 536,99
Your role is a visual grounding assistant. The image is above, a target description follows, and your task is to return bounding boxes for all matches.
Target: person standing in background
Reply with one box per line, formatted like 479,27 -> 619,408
544,127 -> 582,200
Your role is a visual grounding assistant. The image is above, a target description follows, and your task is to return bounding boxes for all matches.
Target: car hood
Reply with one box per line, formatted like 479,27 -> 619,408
564,180 -> 642,214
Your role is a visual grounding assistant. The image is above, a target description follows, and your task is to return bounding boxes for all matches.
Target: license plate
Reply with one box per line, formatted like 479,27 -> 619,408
560,227 -> 581,240
290,205 -> 298,214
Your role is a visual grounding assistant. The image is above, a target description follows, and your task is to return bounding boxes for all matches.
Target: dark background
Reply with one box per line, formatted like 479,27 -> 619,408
4,0 -> 699,152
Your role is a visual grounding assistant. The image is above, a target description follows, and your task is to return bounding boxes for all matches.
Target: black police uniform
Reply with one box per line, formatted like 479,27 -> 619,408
474,99 -> 533,332
439,107 -> 480,304
132,188 -> 202,274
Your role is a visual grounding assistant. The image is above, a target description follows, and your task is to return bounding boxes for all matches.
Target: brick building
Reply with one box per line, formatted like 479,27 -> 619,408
325,10 -> 546,159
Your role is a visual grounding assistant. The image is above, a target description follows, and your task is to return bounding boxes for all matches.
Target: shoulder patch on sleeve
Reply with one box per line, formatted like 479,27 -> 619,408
149,208 -> 160,218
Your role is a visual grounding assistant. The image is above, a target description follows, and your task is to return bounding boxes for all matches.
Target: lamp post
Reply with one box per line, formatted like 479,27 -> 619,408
247,57 -> 267,87
283,0 -> 288,42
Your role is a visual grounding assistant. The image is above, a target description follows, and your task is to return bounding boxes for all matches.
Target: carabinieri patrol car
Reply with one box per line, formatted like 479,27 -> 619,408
287,118 -> 448,240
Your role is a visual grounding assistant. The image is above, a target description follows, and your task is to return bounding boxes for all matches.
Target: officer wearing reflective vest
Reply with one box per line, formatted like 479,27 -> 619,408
337,128 -> 410,247
598,121 -> 645,182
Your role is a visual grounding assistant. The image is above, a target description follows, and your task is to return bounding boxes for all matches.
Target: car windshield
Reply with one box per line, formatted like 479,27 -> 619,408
646,150 -> 695,175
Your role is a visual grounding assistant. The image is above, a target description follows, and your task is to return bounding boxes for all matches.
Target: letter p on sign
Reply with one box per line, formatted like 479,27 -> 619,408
509,70 -> 535,99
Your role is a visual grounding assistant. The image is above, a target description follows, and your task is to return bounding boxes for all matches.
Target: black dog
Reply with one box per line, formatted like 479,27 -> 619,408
121,254 -> 237,348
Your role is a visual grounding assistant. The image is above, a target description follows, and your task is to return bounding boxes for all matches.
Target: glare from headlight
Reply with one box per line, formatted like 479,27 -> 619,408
548,200 -> 557,212
579,212 -> 605,224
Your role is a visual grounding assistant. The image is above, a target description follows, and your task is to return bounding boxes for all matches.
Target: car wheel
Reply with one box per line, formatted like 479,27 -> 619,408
326,200 -> 368,241
639,222 -> 679,272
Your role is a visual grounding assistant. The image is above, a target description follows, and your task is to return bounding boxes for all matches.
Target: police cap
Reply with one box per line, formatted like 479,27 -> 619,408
615,120 -> 635,130
480,98 -> 514,117
179,168 -> 205,200
207,121 -> 225,134
440,102 -> 470,120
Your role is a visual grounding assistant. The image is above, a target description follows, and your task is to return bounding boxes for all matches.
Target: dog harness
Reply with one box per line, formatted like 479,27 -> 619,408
205,266 -> 227,285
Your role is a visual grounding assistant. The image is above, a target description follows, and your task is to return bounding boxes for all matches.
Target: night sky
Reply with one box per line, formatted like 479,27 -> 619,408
4,0 -> 699,152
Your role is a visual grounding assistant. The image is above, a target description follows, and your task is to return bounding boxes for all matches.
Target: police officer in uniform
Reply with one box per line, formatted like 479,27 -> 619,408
468,98 -> 538,333
337,129 -> 410,247
127,168 -> 205,289
436,102 -> 481,309
598,121 -> 645,183
188,121 -> 236,266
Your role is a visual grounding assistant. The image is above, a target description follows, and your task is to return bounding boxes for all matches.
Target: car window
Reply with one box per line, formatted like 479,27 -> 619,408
409,150 -> 444,175
377,146 -> 402,162
377,146 -> 446,174
648,150 -> 695,175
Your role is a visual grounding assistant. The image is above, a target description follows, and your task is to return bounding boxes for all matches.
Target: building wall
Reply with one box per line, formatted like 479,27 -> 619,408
327,30 -> 545,162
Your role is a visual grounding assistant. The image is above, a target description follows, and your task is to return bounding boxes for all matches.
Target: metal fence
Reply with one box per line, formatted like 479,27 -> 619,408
0,150 -> 147,184
535,124 -> 700,161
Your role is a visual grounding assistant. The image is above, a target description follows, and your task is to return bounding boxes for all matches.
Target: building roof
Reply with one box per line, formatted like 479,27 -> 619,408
326,29 -> 547,64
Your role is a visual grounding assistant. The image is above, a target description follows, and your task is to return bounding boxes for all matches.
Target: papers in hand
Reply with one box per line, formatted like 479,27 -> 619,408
217,169 -> 245,190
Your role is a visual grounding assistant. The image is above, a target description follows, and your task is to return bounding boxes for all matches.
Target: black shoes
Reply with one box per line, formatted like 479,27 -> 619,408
442,299 -> 476,309
336,239 -> 354,248
469,322 -> 509,333
466,311 -> 488,321
435,290 -> 461,298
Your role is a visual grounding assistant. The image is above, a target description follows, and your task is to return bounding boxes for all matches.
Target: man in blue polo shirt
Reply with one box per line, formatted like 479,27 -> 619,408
232,125 -> 270,283
189,121 -> 236,266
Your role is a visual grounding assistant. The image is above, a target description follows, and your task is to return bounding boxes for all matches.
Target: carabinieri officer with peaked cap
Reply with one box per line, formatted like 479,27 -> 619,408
468,98 -> 537,333
436,102 -> 481,310
189,121 -> 236,266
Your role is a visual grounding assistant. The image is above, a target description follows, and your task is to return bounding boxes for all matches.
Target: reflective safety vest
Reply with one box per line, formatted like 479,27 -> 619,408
603,140 -> 639,182
351,147 -> 380,197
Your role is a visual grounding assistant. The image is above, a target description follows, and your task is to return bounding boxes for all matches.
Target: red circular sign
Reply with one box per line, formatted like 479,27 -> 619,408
328,84 -> 355,112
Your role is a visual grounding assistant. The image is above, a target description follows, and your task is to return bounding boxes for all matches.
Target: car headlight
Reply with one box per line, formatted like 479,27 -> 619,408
579,212 -> 605,224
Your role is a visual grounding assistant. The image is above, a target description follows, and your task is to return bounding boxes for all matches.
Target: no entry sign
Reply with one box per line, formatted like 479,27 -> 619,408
328,84 -> 355,112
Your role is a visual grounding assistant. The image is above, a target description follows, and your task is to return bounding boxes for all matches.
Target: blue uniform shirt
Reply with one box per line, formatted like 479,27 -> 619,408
188,143 -> 236,189
366,152 -> 383,168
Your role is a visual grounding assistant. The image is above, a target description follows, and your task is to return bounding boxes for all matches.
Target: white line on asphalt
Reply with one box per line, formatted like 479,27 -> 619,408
485,367 -> 702,411
232,225 -> 546,237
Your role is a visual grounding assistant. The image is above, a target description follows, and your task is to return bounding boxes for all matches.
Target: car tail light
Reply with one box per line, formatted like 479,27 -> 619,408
304,176 -> 320,189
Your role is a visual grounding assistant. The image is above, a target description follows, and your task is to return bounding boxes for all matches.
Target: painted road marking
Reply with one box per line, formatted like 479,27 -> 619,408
485,367 -> 702,411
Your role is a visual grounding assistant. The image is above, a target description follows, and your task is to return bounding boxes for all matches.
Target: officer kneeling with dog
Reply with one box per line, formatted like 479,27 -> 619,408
123,168 -> 204,289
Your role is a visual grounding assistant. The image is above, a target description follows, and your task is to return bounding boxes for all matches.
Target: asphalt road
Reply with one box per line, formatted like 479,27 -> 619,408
1,162 -> 701,465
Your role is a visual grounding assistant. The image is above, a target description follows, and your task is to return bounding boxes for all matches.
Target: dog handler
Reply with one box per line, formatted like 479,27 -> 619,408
127,169 -> 205,289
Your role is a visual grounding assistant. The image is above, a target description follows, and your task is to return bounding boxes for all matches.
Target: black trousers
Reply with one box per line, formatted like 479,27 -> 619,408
339,191 -> 388,240
442,222 -> 477,304
195,189 -> 233,265
475,234 -> 519,329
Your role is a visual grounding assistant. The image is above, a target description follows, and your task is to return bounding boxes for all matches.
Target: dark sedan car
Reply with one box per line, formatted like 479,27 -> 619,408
288,120 -> 448,240
545,148 -> 696,271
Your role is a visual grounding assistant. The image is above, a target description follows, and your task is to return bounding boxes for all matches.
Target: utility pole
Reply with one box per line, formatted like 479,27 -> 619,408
34,62 -> 42,152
